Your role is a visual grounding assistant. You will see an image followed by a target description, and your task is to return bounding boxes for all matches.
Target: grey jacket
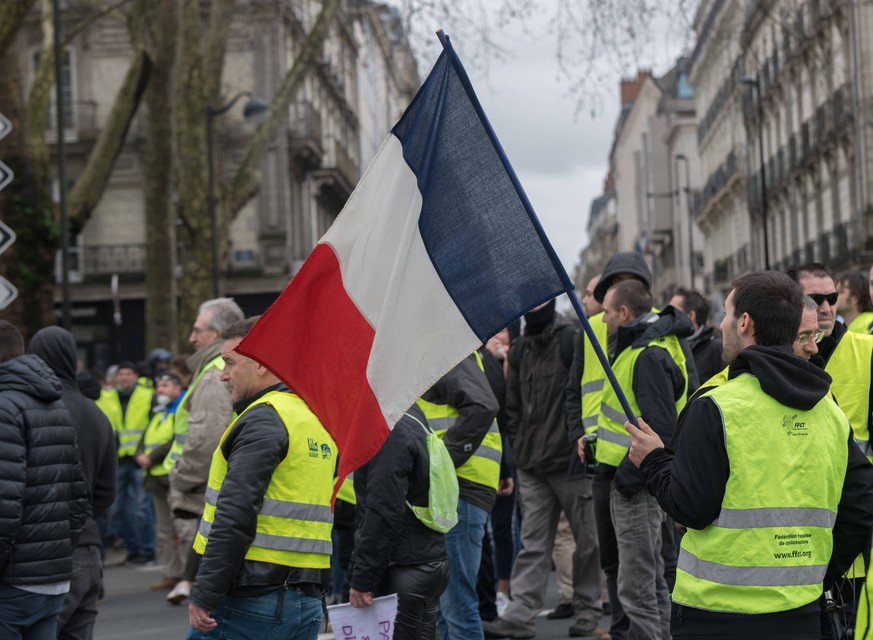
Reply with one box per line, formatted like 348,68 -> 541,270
169,341 -> 234,516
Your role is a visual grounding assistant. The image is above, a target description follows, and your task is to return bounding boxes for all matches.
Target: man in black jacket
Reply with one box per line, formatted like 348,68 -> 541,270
483,299 -> 602,639
28,326 -> 116,640
628,271 -> 873,638
187,317 -> 336,639
0,320 -> 89,638
669,287 -> 723,387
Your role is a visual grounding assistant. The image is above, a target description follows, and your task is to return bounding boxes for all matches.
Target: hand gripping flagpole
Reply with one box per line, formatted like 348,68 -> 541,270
433,29 -> 638,428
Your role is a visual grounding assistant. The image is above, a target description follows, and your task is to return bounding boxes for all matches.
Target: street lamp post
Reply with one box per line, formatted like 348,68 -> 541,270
742,76 -> 770,270
675,154 -> 695,288
206,92 -> 268,298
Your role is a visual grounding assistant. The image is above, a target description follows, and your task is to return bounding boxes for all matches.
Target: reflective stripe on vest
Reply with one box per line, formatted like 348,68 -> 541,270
595,335 -> 687,467
142,410 -> 175,477
673,374 -> 849,614
826,331 -> 873,463
193,391 -> 336,568
580,312 -> 609,434
163,357 -> 224,473
415,353 -> 501,491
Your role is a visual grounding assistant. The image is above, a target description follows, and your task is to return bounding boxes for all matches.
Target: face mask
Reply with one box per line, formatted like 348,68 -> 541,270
155,394 -> 172,407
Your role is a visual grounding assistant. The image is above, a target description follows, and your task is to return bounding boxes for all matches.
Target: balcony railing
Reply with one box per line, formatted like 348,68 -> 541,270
326,137 -> 359,188
288,100 -> 323,162
55,244 -> 147,283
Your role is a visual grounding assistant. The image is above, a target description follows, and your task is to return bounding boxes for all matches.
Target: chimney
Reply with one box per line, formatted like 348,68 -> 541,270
620,70 -> 650,107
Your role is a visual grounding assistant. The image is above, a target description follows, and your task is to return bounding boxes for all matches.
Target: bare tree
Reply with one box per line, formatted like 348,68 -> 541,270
0,0 -> 148,337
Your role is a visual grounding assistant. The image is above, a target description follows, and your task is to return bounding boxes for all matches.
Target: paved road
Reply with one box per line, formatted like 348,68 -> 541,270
93,550 -> 607,639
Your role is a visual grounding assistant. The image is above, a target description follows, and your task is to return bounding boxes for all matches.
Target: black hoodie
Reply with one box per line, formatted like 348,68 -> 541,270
29,327 -> 116,548
641,345 -> 873,593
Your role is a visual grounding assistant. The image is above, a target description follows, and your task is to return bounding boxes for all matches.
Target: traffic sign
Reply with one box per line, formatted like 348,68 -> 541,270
0,162 -> 11,193
0,113 -> 10,142
0,221 -> 15,257
0,277 -> 17,310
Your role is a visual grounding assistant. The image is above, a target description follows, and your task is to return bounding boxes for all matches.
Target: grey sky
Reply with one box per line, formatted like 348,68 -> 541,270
419,13 -> 687,287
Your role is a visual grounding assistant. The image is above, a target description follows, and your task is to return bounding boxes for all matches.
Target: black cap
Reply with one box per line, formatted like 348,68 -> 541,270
593,252 -> 653,303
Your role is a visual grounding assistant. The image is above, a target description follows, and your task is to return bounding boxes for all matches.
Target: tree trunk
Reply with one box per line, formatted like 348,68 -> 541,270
143,0 -> 177,354
0,0 -> 38,59
173,0 -> 215,351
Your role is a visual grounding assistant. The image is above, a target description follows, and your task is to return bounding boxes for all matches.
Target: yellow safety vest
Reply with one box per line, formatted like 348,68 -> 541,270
96,385 -> 154,458
336,474 -> 356,505
848,312 -> 873,335
163,356 -> 225,473
580,312 -> 609,435
826,331 -> 873,461
142,409 -> 175,477
674,374 -> 848,614
416,353 -> 501,491
855,530 -> 873,638
595,336 -> 688,466
194,391 -> 336,569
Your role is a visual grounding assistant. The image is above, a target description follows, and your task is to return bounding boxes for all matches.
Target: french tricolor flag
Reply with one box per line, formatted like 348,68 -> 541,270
237,34 -> 571,485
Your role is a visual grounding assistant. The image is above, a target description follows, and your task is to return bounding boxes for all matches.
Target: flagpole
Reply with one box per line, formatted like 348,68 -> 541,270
435,30 -> 637,426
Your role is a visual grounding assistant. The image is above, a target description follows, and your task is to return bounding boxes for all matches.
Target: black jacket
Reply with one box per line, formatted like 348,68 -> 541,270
420,355 -> 500,512
0,354 -> 89,585
506,315 -> 577,475
566,306 -> 698,446
641,346 -> 873,633
687,324 -> 723,388
190,384 -> 329,612
29,327 -> 116,548
609,307 -> 692,497
348,405 -> 446,592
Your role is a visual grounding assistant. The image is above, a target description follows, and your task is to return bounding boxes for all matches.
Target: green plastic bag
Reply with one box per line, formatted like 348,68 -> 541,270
404,412 -> 459,533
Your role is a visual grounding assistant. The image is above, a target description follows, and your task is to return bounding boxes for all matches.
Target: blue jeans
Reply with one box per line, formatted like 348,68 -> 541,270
111,458 -> 155,557
0,585 -> 66,640
185,588 -> 323,640
438,497 -> 489,640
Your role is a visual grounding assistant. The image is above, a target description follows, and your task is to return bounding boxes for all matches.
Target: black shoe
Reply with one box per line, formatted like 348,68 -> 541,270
546,601 -> 574,619
125,553 -> 156,567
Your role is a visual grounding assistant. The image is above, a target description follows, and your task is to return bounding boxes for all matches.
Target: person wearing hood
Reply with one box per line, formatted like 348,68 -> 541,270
627,271 -> 873,638
0,321 -> 89,638
483,299 -> 603,640
28,326 -> 116,640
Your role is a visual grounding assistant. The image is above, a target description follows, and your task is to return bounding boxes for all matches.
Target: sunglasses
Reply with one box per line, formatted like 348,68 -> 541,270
809,292 -> 838,307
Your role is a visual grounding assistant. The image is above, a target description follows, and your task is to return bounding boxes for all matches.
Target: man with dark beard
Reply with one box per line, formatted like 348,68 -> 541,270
628,271 -> 873,638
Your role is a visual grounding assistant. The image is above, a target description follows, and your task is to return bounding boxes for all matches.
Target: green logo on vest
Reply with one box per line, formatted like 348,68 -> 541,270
307,437 -> 319,457
320,444 -> 332,460
782,414 -> 808,436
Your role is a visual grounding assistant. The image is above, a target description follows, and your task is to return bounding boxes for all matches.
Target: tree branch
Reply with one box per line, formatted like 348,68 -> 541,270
23,0 -> 55,179
224,0 -> 342,216
0,0 -> 38,59
67,47 -> 151,224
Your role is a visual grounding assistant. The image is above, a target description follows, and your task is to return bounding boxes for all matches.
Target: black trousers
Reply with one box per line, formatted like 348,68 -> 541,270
376,560 -> 449,640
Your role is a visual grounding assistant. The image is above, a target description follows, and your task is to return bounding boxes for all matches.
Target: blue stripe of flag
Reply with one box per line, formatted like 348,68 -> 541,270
391,39 -> 570,341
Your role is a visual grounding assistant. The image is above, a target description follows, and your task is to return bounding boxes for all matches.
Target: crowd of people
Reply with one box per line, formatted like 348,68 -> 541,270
3,256 -> 873,639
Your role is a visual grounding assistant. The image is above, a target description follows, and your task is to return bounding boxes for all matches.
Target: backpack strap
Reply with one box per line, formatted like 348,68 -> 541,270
403,411 -> 434,435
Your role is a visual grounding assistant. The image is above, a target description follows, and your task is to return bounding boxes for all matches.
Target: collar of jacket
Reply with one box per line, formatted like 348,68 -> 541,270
187,340 -> 223,376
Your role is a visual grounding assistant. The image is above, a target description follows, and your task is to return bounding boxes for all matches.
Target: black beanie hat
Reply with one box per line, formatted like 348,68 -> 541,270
593,252 -> 653,303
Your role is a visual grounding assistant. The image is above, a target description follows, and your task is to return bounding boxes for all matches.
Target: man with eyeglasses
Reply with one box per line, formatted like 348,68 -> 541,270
787,264 -> 873,462
793,296 -> 824,362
